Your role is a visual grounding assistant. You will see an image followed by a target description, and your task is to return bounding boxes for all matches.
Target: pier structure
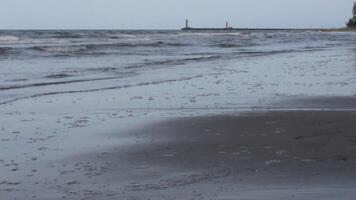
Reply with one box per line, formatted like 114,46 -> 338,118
181,20 -> 319,31
182,20 -> 234,31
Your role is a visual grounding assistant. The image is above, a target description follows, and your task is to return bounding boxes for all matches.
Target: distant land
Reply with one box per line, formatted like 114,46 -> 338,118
181,20 -> 356,32
181,27 -> 356,32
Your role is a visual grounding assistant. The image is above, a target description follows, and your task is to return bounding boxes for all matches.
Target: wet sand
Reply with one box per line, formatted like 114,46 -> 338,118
57,108 -> 356,199
1,97 -> 356,199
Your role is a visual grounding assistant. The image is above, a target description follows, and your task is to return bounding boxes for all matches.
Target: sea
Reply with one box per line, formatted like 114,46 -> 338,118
0,30 -> 356,109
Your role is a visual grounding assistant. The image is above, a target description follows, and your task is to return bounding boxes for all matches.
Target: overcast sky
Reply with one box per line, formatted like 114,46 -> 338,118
0,0 -> 355,29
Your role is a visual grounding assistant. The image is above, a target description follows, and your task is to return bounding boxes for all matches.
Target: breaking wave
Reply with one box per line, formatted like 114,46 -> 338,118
0,30 -> 345,59
126,55 -> 222,69
18,41 -> 188,57
0,35 -> 20,43
31,46 -> 89,54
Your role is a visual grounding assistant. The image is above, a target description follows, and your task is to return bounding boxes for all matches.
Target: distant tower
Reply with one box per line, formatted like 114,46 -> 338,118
185,19 -> 189,29
225,21 -> 232,29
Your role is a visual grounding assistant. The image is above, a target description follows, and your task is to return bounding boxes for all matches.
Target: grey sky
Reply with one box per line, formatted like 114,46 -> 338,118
0,0 -> 355,29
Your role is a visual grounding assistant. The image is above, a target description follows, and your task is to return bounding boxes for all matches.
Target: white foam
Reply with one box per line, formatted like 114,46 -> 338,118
177,32 -> 242,37
41,46 -> 87,53
0,35 -> 20,43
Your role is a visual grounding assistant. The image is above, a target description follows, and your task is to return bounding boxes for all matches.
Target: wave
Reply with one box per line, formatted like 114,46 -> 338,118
0,47 -> 11,56
44,73 -> 74,79
0,35 -> 20,43
217,43 -> 243,48
0,69 -> 138,91
125,55 -> 222,69
50,32 -> 82,39
0,75 -> 203,106
31,46 -> 89,54
86,67 -> 118,72
178,32 -> 242,37
237,48 -> 327,58
0,41 -> 189,58
108,33 -> 150,40
27,41 -> 188,56
0,30 -> 347,61
0,76 -> 125,91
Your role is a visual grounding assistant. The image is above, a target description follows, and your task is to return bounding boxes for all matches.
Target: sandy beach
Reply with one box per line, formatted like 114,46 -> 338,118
2,100 -> 356,200
1,30 -> 356,199
38,98 -> 356,200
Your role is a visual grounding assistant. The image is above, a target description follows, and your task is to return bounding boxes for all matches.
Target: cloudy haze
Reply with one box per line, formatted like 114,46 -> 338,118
0,0 -> 354,29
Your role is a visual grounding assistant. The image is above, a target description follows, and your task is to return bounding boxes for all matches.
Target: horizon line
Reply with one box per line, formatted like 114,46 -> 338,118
0,26 -> 347,31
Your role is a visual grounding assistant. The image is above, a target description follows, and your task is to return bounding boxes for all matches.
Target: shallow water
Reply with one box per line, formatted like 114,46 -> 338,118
1,30 -> 356,108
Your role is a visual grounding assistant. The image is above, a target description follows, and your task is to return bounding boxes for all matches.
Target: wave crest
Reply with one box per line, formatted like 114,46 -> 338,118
28,41 -> 188,56
0,35 -> 20,43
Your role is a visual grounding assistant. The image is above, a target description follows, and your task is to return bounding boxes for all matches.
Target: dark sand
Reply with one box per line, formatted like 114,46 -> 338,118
59,109 -> 356,199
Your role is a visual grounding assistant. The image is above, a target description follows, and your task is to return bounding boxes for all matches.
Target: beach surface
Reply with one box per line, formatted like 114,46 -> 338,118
60,107 -> 356,200
0,30 -> 356,199
3,105 -> 356,200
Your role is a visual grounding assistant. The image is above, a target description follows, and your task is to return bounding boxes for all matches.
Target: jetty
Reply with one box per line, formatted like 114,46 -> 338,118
181,20 -> 322,32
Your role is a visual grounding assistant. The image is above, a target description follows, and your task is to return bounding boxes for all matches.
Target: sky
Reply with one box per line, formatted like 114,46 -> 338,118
0,0 -> 355,29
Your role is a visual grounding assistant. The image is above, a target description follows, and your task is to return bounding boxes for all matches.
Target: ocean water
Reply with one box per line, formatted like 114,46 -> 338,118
0,30 -> 356,109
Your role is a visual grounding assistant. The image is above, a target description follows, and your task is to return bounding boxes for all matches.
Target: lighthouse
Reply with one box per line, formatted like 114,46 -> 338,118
225,21 -> 233,29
